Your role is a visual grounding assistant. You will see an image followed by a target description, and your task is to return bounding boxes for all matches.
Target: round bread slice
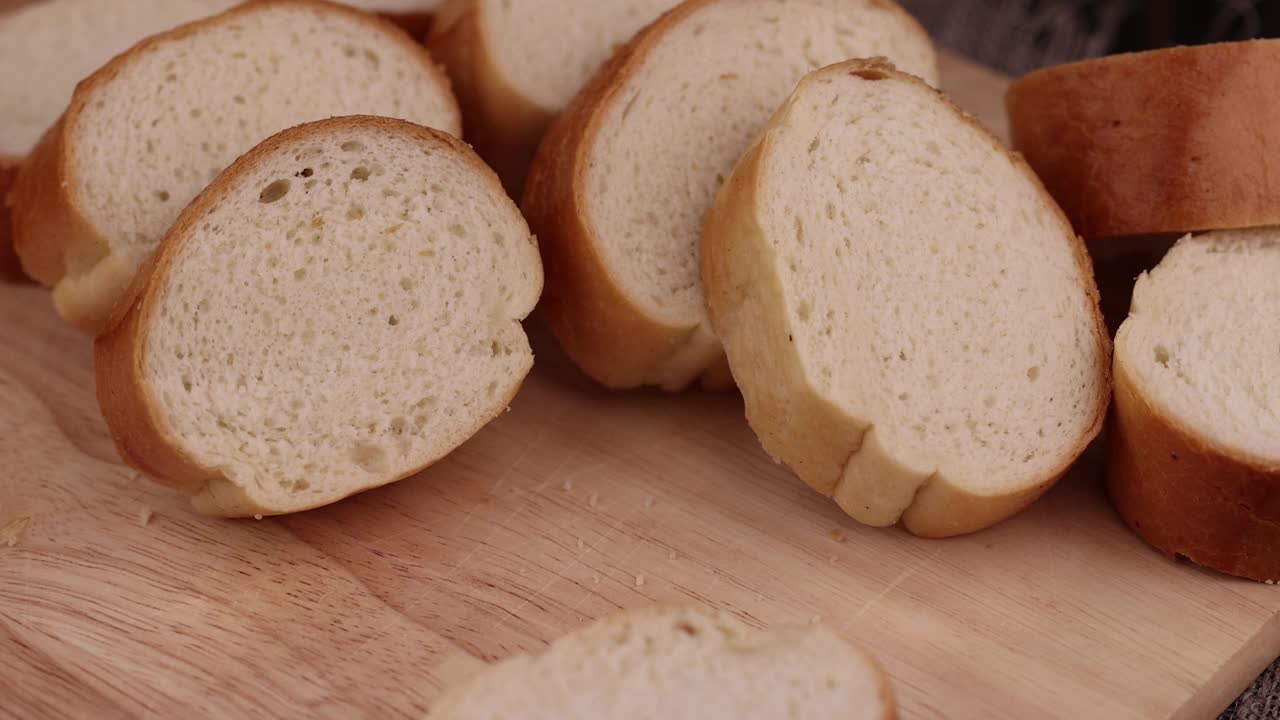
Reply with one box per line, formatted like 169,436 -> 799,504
1006,40 -> 1280,240
431,606 -> 896,719
1108,230 -> 1280,583
0,0 -> 241,283
95,116 -> 542,518
701,60 -> 1110,538
522,0 -> 937,392
428,0 -> 683,194
11,0 -> 461,336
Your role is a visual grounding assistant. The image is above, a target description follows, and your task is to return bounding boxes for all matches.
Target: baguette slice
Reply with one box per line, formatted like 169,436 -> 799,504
1006,40 -> 1280,240
95,116 -> 542,518
428,0 -> 682,194
1108,230 -> 1280,582
11,0 -> 461,335
702,60 -> 1110,537
0,0 -> 240,282
522,0 -> 937,391
431,606 -> 896,719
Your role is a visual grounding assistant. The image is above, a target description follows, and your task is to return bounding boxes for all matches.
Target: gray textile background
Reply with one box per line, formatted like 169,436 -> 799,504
895,1 -> 1279,718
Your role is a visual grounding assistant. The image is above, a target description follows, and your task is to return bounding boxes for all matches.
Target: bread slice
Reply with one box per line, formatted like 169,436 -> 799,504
0,0 -> 240,283
1108,230 -> 1280,582
1006,40 -> 1280,240
340,0 -> 440,37
428,0 -> 683,193
701,60 -> 1110,537
95,116 -> 542,517
10,0 -> 461,335
430,606 -> 896,719
522,0 -> 937,391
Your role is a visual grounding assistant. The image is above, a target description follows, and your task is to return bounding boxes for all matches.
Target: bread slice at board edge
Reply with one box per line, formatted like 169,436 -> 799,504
95,116 -> 543,518
10,0 -> 461,336
427,0 -> 682,195
522,0 -> 938,392
701,59 -> 1111,537
1108,229 -> 1280,583
430,605 -> 897,719
0,0 -> 242,283
1006,39 -> 1280,240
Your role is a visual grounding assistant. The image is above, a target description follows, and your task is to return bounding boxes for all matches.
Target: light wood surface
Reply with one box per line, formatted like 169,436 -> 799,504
1,53 -> 1276,720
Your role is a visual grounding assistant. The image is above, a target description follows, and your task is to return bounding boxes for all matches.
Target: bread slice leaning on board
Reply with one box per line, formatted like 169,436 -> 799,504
1006,40 -> 1280,240
0,0 -> 241,282
701,60 -> 1110,537
95,116 -> 542,518
431,606 -> 896,719
428,0 -> 683,194
522,0 -> 937,392
10,0 -> 461,336
1108,230 -> 1280,583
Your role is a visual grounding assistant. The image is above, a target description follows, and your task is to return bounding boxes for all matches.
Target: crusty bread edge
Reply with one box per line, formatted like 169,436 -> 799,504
1006,39 -> 1280,240
430,605 -> 898,719
428,0 -> 550,196
702,60 -> 1111,538
11,0 -> 462,337
1107,332 -> 1280,582
95,115 -> 537,518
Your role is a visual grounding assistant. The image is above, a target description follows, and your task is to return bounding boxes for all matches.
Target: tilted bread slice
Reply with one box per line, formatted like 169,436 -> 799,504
522,0 -> 937,391
11,0 -> 461,335
431,606 -> 896,719
95,116 -> 542,517
428,0 -> 683,193
701,60 -> 1110,537
1108,230 -> 1280,582
0,0 -> 239,282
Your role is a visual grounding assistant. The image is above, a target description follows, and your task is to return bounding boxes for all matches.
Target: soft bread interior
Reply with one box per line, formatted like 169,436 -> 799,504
141,121 -> 540,513
1117,229 -> 1280,463
483,0 -> 683,111
760,67 -> 1105,495
431,607 -> 890,719
0,0 -> 238,157
70,1 -> 460,279
586,0 -> 936,330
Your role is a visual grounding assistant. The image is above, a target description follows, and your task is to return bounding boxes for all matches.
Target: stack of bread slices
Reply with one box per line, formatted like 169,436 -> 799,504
1,0 -> 1272,711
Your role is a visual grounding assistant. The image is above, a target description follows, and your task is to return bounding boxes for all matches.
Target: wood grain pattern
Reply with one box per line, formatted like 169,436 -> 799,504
1,54 -> 1276,720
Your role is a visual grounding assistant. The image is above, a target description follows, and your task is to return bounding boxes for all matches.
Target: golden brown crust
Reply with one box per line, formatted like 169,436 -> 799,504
0,156 -> 28,282
95,115 -> 533,518
11,0 -> 460,336
379,9 -> 434,38
1006,40 -> 1280,240
1107,353 -> 1280,582
703,60 -> 1110,537
428,0 -> 548,196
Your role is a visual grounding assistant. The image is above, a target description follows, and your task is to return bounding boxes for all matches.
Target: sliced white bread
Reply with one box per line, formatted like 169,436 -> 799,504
428,0 -> 683,193
0,0 -> 239,282
522,0 -> 937,391
95,116 -> 542,518
431,606 -> 896,719
340,0 -> 441,36
701,60 -> 1110,537
10,0 -> 461,335
1108,230 -> 1280,582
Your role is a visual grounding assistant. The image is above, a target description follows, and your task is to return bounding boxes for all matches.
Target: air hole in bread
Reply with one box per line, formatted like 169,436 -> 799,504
348,203 -> 365,220
388,315 -> 400,326
1153,345 -> 1171,367
259,179 -> 290,203
297,168 -> 314,178
352,166 -> 371,181
154,190 -> 170,202
1026,366 -> 1040,382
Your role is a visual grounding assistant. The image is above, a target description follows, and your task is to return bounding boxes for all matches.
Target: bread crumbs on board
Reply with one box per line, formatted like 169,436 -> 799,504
829,529 -> 846,543
634,574 -> 645,587
588,492 -> 600,508
137,507 -> 154,527
0,515 -> 33,547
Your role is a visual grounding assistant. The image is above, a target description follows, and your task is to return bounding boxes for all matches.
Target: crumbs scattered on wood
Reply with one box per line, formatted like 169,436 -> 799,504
643,495 -> 655,508
137,507 -> 154,527
635,574 -> 645,588
253,514 -> 264,521
0,515 -> 32,547
588,492 -> 600,508
668,550 -> 678,561
592,574 -> 601,585
577,538 -> 586,551
829,529 -> 846,543
561,478 -> 574,492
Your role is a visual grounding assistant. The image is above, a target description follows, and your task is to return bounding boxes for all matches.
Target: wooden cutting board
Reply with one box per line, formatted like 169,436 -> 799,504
1,54 -> 1276,720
